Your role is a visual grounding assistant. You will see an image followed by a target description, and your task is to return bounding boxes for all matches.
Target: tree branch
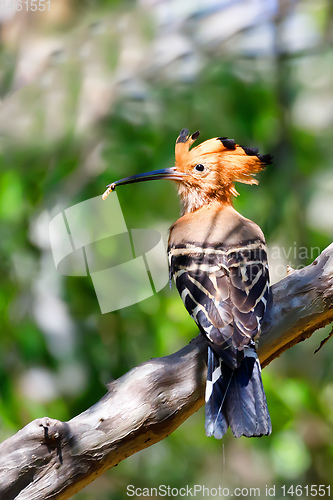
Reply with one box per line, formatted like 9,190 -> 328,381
1,244 -> 333,500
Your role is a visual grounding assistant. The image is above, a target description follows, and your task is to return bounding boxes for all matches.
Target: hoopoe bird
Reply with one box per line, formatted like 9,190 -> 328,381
103,129 -> 272,439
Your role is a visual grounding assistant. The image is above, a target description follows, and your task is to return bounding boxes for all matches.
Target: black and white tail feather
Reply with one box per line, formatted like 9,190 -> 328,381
168,240 -> 272,439
205,345 -> 271,439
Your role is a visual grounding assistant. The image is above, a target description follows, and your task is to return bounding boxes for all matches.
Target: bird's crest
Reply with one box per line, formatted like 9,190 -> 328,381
175,129 -> 272,198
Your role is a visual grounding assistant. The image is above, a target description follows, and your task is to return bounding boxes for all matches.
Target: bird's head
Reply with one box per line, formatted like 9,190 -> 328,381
103,129 -> 272,213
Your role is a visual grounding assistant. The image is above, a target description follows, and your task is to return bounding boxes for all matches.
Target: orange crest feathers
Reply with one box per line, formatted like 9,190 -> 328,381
175,128 -> 200,165
175,129 -> 272,198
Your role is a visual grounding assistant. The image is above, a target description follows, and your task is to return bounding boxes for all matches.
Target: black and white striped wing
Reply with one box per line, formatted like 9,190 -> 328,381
168,244 -> 269,368
227,244 -> 269,349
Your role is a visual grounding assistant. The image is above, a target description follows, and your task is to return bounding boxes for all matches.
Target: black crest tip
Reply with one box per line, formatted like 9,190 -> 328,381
242,146 -> 260,156
257,153 -> 273,165
218,137 -> 236,150
191,130 -> 200,140
176,128 -> 190,144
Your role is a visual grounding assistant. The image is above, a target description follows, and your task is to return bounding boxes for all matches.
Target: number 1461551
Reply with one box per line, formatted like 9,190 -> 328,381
1,0 -> 50,11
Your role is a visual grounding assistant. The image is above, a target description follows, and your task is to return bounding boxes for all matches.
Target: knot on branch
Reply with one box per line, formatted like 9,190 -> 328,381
38,417 -> 71,464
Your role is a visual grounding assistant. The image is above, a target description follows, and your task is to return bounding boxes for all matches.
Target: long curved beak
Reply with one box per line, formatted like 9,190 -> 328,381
102,167 -> 185,199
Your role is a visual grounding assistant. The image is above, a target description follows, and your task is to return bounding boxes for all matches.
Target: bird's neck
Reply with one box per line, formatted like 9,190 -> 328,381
177,184 -> 233,215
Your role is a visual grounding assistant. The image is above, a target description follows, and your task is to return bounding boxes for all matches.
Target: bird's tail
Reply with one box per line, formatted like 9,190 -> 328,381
205,345 -> 271,439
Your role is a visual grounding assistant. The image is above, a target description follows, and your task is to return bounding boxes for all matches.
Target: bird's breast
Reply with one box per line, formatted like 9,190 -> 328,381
168,203 -> 266,252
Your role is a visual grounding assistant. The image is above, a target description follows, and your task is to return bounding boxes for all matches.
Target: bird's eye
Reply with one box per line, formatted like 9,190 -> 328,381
194,164 -> 205,172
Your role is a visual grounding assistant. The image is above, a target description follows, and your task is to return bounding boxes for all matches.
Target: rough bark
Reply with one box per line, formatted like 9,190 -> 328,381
0,244 -> 332,500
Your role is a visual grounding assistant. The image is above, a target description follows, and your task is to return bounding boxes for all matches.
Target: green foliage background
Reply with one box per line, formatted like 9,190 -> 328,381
0,1 -> 333,498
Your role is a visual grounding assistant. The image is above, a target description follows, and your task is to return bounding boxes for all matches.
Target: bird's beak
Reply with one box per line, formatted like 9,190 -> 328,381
102,167 -> 185,199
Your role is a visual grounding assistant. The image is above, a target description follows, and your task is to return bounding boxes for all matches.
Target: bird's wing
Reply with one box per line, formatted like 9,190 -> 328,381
168,243 -> 269,368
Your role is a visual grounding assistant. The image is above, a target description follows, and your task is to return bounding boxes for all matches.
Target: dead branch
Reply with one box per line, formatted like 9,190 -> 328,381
0,243 -> 332,500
